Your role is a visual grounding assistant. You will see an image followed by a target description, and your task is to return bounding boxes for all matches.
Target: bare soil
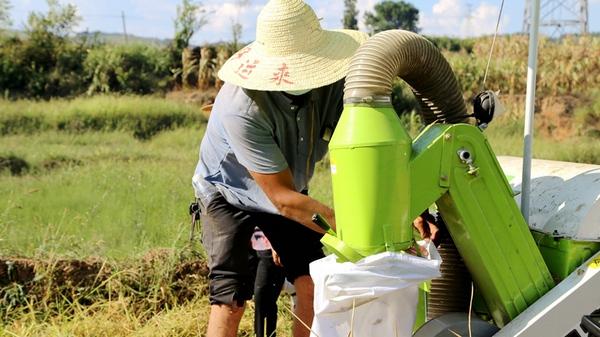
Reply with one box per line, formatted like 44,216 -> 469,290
499,95 -> 586,140
537,95 -> 581,140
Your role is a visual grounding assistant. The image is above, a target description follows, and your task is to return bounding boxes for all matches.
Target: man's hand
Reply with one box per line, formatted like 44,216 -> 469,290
249,168 -> 335,234
413,211 -> 439,242
271,248 -> 283,267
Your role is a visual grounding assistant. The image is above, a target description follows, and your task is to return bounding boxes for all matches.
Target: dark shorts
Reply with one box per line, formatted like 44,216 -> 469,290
200,193 -> 325,306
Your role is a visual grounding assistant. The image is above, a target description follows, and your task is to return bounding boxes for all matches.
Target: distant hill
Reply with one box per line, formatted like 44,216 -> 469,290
76,31 -> 172,46
1,29 -> 172,46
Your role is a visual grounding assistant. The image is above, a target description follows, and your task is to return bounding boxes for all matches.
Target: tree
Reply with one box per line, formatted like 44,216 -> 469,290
364,0 -> 419,34
343,0 -> 358,30
173,0 -> 207,51
231,22 -> 242,51
169,0 -> 208,83
17,0 -> 87,98
0,0 -> 11,29
26,0 -> 80,38
230,0 -> 250,52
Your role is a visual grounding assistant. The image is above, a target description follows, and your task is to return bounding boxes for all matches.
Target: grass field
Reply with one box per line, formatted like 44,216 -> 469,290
2,110 -> 598,258
0,95 -> 598,336
485,118 -> 600,165
0,95 -> 206,140
0,128 -> 204,259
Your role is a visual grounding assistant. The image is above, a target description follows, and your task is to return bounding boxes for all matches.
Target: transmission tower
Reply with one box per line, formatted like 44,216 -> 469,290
523,0 -> 588,36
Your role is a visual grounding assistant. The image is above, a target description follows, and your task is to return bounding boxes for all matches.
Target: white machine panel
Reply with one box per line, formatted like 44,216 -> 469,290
493,251 -> 600,337
497,156 -> 600,242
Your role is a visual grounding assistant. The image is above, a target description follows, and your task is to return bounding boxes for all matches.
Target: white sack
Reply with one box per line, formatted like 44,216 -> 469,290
309,241 -> 442,337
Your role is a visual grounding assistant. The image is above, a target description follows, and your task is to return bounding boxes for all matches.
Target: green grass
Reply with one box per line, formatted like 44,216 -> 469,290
0,127 -> 205,259
485,118 -> 600,165
0,95 -> 206,139
0,126 -> 336,259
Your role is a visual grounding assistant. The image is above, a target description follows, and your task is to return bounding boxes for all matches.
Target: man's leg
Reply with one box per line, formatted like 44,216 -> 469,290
292,275 -> 315,337
200,194 -> 255,337
256,211 -> 324,337
207,303 -> 246,337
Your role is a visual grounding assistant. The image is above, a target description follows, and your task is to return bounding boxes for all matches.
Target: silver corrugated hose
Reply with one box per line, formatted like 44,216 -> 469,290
344,30 -> 468,124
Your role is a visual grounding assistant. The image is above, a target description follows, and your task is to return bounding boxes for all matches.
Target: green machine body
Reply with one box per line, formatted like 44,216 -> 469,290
322,112 -> 555,327
324,104 -> 413,261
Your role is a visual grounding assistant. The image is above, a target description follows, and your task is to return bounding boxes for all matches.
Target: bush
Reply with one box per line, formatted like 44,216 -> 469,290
574,90 -> 600,138
0,112 -> 47,135
0,1 -> 178,98
0,154 -> 30,175
0,36 -> 27,97
40,155 -> 82,171
0,1 -> 90,99
391,79 -> 420,116
426,36 -> 475,53
0,34 -> 91,98
85,44 -> 172,95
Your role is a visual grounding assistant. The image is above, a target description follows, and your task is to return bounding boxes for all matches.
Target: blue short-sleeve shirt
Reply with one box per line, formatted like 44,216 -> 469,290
192,80 -> 343,214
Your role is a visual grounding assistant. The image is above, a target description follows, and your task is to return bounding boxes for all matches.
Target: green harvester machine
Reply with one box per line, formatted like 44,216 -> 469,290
318,30 -> 600,337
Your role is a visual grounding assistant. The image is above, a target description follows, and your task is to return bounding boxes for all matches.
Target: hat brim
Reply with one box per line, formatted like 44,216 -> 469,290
218,29 -> 368,91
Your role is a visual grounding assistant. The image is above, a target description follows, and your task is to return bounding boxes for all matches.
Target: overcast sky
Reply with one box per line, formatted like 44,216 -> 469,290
8,0 -> 600,44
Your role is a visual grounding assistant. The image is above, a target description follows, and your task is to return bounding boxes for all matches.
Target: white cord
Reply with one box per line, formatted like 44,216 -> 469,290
468,281 -> 474,337
482,0 -> 506,91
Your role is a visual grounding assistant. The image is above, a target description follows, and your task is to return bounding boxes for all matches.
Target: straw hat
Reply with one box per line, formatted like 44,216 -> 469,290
217,0 -> 368,91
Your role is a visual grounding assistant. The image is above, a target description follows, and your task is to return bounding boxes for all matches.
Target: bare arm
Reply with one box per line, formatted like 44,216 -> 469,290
249,168 -> 335,234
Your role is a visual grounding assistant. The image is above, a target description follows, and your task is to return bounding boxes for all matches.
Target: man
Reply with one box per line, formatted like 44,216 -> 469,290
192,1 -> 367,336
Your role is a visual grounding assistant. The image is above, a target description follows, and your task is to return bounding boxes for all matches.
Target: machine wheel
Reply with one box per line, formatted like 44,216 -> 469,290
413,312 -> 499,337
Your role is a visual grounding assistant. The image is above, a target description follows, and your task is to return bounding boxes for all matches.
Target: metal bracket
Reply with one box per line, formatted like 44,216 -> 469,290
457,148 -> 479,176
